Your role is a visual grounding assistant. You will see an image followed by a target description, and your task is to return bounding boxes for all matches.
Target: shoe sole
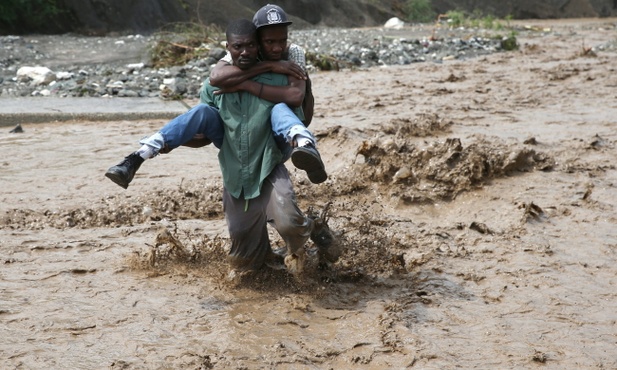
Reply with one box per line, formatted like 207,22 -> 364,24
291,147 -> 327,184
105,170 -> 129,189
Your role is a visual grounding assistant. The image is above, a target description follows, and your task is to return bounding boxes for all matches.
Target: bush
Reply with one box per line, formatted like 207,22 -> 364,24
445,10 -> 465,28
0,0 -> 68,34
404,0 -> 436,23
444,10 -> 513,31
150,22 -> 224,68
500,33 -> 519,51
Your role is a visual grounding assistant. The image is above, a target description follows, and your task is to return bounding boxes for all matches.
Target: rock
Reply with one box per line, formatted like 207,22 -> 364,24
0,28 -> 514,99
9,124 -> 24,133
384,17 -> 405,29
16,66 -> 56,85
208,47 -> 227,60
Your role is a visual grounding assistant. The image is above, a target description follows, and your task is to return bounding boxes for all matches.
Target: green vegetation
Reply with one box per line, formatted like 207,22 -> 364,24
445,10 -> 465,28
439,10 -> 518,50
499,32 -> 519,51
403,0 -> 436,23
443,10 -> 513,30
400,1 -> 513,29
305,52 -> 354,71
150,22 -> 224,68
0,0 -> 66,34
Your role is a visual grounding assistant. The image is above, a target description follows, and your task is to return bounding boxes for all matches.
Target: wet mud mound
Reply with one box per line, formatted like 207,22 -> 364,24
352,135 -> 553,202
299,112 -> 555,204
0,179 -> 224,230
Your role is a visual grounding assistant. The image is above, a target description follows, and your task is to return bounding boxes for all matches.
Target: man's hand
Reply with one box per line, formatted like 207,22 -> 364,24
214,76 -> 304,108
210,59 -> 306,89
264,60 -> 307,80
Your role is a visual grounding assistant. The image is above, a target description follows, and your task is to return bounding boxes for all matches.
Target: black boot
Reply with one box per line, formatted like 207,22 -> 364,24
291,142 -> 327,184
105,152 -> 144,189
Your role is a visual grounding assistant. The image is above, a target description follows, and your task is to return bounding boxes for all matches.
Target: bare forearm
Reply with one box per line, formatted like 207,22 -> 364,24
244,80 -> 304,107
210,60 -> 284,88
210,60 -> 306,88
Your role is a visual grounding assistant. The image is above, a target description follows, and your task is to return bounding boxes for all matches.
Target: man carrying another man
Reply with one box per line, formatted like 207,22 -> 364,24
201,18 -> 322,272
107,15 -> 336,273
105,4 -> 326,188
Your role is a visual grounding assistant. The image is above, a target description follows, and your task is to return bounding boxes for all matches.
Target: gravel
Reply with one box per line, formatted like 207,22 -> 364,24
0,25 -> 517,100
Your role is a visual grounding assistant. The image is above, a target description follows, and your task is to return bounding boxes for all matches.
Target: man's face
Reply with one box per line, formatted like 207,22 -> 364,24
258,25 -> 288,61
227,34 -> 259,70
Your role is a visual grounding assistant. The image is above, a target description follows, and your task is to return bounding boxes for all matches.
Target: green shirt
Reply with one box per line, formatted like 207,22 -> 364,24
201,73 -> 293,200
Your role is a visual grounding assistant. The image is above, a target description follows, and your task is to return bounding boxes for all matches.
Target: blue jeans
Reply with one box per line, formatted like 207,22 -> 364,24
140,104 -> 224,151
140,102 -> 312,159
271,103 -> 315,161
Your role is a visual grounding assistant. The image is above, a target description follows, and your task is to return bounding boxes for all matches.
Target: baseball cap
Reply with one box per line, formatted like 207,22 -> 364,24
253,4 -> 292,29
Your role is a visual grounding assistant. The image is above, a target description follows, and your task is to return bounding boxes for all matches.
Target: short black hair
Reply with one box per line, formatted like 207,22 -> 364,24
226,19 -> 256,40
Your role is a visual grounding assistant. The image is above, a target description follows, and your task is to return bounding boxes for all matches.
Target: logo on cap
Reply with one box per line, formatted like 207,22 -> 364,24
266,8 -> 284,24
253,4 -> 291,28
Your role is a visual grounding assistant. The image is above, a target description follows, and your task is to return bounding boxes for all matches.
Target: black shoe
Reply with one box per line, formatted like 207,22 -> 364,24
105,152 -> 144,189
291,143 -> 327,184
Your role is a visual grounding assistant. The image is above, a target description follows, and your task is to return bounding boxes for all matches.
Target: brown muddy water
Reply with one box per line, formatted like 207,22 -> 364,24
2,19 -> 617,369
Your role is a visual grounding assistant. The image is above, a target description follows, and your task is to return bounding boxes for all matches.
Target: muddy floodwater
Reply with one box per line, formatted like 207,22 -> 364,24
2,19 -> 617,369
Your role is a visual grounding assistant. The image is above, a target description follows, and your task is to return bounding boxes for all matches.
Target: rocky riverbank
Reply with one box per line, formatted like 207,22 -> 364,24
0,23 -> 527,100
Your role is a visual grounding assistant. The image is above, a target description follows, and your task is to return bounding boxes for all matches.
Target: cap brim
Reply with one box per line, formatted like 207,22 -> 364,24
257,21 -> 293,29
